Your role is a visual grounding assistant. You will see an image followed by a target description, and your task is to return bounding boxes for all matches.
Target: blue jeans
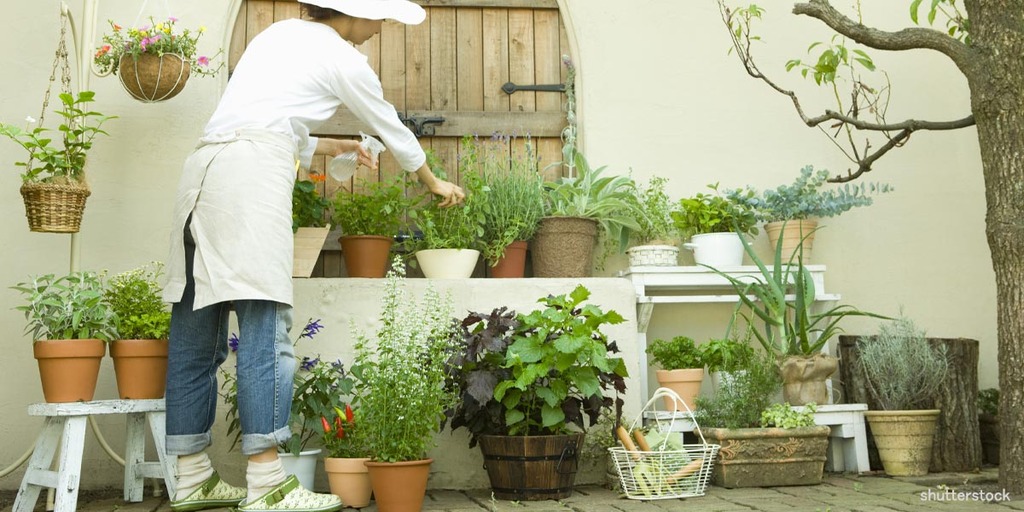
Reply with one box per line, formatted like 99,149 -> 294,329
165,222 -> 295,456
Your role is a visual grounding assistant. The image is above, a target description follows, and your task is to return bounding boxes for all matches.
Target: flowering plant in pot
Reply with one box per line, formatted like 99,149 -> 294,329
331,176 -> 415,277
349,257 -> 458,511
94,17 -> 222,102
12,271 -> 117,402
103,262 -> 171,399
443,285 -> 628,500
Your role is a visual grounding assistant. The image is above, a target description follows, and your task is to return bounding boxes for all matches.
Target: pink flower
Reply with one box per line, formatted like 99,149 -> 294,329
197,56 -> 209,67
168,16 -> 178,22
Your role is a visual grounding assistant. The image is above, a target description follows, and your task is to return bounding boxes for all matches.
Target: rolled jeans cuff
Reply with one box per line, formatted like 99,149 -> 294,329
166,431 -> 213,456
242,425 -> 293,455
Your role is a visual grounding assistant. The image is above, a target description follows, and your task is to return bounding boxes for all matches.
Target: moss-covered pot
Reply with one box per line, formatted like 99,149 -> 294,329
704,425 -> 830,488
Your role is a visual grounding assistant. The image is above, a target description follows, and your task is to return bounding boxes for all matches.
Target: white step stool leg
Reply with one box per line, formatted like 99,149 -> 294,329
124,412 -> 146,502
53,416 -> 88,512
13,417 -> 64,512
149,410 -> 178,499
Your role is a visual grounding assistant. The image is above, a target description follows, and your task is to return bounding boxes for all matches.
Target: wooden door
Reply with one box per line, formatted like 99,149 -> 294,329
230,0 -> 572,275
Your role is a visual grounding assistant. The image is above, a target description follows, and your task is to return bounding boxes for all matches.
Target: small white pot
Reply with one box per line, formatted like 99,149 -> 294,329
415,248 -> 480,278
278,448 -> 321,490
683,232 -> 744,267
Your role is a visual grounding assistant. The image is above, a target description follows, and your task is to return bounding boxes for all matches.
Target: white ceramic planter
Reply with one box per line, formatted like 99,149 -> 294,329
279,448 -> 321,490
683,232 -> 744,267
415,249 -> 480,278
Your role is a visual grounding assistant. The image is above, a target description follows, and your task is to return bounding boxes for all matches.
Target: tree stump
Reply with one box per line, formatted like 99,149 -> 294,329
838,335 -> 982,472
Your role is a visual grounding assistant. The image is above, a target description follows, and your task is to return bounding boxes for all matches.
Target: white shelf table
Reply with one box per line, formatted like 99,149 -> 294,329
792,403 -> 870,473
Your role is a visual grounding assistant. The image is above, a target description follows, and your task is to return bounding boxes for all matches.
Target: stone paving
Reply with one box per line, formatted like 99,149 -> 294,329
4,469 -> 1021,512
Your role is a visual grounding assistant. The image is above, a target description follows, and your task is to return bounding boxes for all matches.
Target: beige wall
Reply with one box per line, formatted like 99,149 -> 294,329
0,0 -> 994,490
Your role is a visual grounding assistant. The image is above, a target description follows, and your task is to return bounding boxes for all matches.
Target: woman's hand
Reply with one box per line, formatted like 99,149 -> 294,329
315,138 -> 378,170
415,162 -> 465,207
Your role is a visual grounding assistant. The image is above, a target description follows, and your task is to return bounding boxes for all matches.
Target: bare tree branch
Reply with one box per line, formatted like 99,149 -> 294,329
794,0 -> 973,73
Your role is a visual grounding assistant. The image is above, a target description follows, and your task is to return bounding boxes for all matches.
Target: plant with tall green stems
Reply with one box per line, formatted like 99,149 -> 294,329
12,271 -> 117,342
464,136 -> 546,265
351,258 -> 458,462
710,223 -> 887,357
628,176 -> 679,245
331,176 -> 414,236
857,315 -> 949,411
411,163 -> 489,251
698,336 -> 756,373
543,152 -> 642,256
672,183 -> 759,238
103,262 -> 171,340
694,349 -> 780,429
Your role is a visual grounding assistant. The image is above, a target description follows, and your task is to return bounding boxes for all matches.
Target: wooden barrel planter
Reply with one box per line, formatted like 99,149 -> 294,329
478,433 -> 584,500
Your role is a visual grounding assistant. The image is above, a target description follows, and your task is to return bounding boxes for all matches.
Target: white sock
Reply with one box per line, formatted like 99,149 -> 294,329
174,452 -> 215,501
246,458 -> 289,501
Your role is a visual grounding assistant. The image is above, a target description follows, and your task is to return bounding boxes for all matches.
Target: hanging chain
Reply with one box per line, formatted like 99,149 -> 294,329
29,11 -> 75,173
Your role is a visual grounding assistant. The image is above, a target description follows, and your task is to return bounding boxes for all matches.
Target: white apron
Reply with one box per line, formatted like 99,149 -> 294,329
163,129 -> 297,310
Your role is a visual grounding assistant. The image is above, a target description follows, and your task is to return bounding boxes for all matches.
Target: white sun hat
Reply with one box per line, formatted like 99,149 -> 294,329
301,0 -> 426,25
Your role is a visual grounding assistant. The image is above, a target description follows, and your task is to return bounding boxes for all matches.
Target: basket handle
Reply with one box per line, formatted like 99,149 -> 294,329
628,387 -> 710,447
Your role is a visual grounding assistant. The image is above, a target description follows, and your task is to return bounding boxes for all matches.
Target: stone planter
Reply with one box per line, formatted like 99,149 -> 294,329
704,425 -> 830,488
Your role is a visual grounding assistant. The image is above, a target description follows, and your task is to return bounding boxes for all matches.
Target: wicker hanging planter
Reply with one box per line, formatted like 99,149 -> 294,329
20,181 -> 91,233
118,53 -> 191,102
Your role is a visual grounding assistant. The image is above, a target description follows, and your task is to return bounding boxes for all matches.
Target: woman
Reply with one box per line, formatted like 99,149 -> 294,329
162,1 -> 464,511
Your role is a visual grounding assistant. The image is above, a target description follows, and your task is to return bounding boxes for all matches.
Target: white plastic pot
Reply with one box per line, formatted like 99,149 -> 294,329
683,232 -> 744,267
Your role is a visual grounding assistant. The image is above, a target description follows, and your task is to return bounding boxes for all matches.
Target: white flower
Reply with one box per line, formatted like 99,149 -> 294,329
25,116 -> 36,124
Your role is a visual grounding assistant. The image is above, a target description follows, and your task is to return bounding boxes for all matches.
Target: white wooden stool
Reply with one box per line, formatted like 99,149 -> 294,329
792,403 -> 870,473
13,399 -> 177,512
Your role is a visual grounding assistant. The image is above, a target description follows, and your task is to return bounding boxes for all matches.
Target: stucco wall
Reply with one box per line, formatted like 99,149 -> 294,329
0,0 -> 993,491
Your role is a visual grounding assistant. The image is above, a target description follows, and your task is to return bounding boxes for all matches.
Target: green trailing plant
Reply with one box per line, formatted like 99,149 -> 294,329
760,403 -> 817,428
352,258 -> 458,462
292,174 -> 331,232
646,336 -> 703,370
734,165 -> 892,223
331,176 -> 414,237
12,271 -> 117,342
103,262 -> 171,340
0,91 -> 116,184
628,176 -> 679,245
543,152 -> 642,257
412,161 -> 489,251
443,285 -> 628,446
979,388 -> 999,417
672,183 -> 759,238
698,336 -> 756,373
712,224 -> 887,357
856,315 -> 949,411
694,350 -> 781,429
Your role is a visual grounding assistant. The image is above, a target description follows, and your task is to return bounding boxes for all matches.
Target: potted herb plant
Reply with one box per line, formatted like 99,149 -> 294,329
533,153 -> 641,277
443,285 -> 629,500
12,271 -> 117,402
695,352 -> 830,487
331,176 -> 415,278
410,162 -> 488,278
856,315 -> 949,476
0,91 -> 115,233
94,17 -> 222,102
103,262 -> 171,399
350,258 -> 458,512
672,183 -> 759,267
646,336 -> 704,412
292,171 -> 332,278
697,335 -> 756,394
734,165 -> 891,261
321,404 -> 372,508
626,176 -> 681,267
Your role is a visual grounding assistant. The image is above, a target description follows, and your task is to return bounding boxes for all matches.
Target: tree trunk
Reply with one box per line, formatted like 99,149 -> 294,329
838,336 -> 982,472
965,0 -> 1024,495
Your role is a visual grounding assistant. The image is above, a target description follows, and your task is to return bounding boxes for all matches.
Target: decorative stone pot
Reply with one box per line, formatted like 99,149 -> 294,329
278,449 -> 321,490
110,339 -> 168,399
365,458 -> 432,512
340,234 -> 393,278
764,219 -> 818,262
118,53 -> 191,102
864,409 -> 941,476
488,240 -> 528,278
324,457 -> 372,508
654,368 -> 704,412
33,339 -> 106,403
415,248 -> 480,278
704,425 -> 830,488
531,217 -> 598,278
477,434 -> 584,500
779,353 -> 838,406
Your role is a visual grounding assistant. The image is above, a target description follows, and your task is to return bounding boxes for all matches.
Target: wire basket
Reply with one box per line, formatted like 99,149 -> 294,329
20,181 -> 90,233
608,387 -> 719,500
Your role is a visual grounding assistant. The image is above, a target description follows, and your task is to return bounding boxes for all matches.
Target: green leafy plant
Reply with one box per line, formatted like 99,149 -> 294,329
646,336 -> 703,370
292,173 -> 331,232
857,315 -> 949,411
331,176 -> 414,237
672,183 -> 759,237
543,153 -> 642,256
320,404 -> 370,459
94,17 -> 222,77
628,176 -> 679,245
978,388 -> 999,417
12,271 -> 118,342
103,262 -> 171,340
412,165 -> 488,251
760,402 -> 816,428
737,165 -> 892,223
351,258 -> 458,462
698,336 -> 755,373
0,91 -> 116,183
444,285 -> 628,446
220,319 -> 354,455
694,350 -> 780,429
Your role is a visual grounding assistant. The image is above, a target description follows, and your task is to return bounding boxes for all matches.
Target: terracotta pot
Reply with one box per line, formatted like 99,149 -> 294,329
340,235 -> 393,278
655,368 -> 704,412
415,249 -> 480,278
118,53 -> 191,102
489,240 -> 528,278
364,458 -> 432,512
531,217 -> 598,278
764,220 -> 818,263
864,409 -> 941,476
110,339 -> 168,399
33,339 -> 106,403
324,457 -> 372,508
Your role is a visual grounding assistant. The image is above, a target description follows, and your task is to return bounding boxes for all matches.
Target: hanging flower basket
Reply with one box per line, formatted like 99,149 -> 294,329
118,53 -> 191,102
20,181 -> 91,233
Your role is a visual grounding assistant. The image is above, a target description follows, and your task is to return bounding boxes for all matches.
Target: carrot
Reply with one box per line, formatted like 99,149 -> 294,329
665,458 -> 704,484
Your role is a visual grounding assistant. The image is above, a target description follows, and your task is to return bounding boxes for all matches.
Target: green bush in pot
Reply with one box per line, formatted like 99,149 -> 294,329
13,271 -> 117,342
331,176 -> 414,237
672,183 -> 759,238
